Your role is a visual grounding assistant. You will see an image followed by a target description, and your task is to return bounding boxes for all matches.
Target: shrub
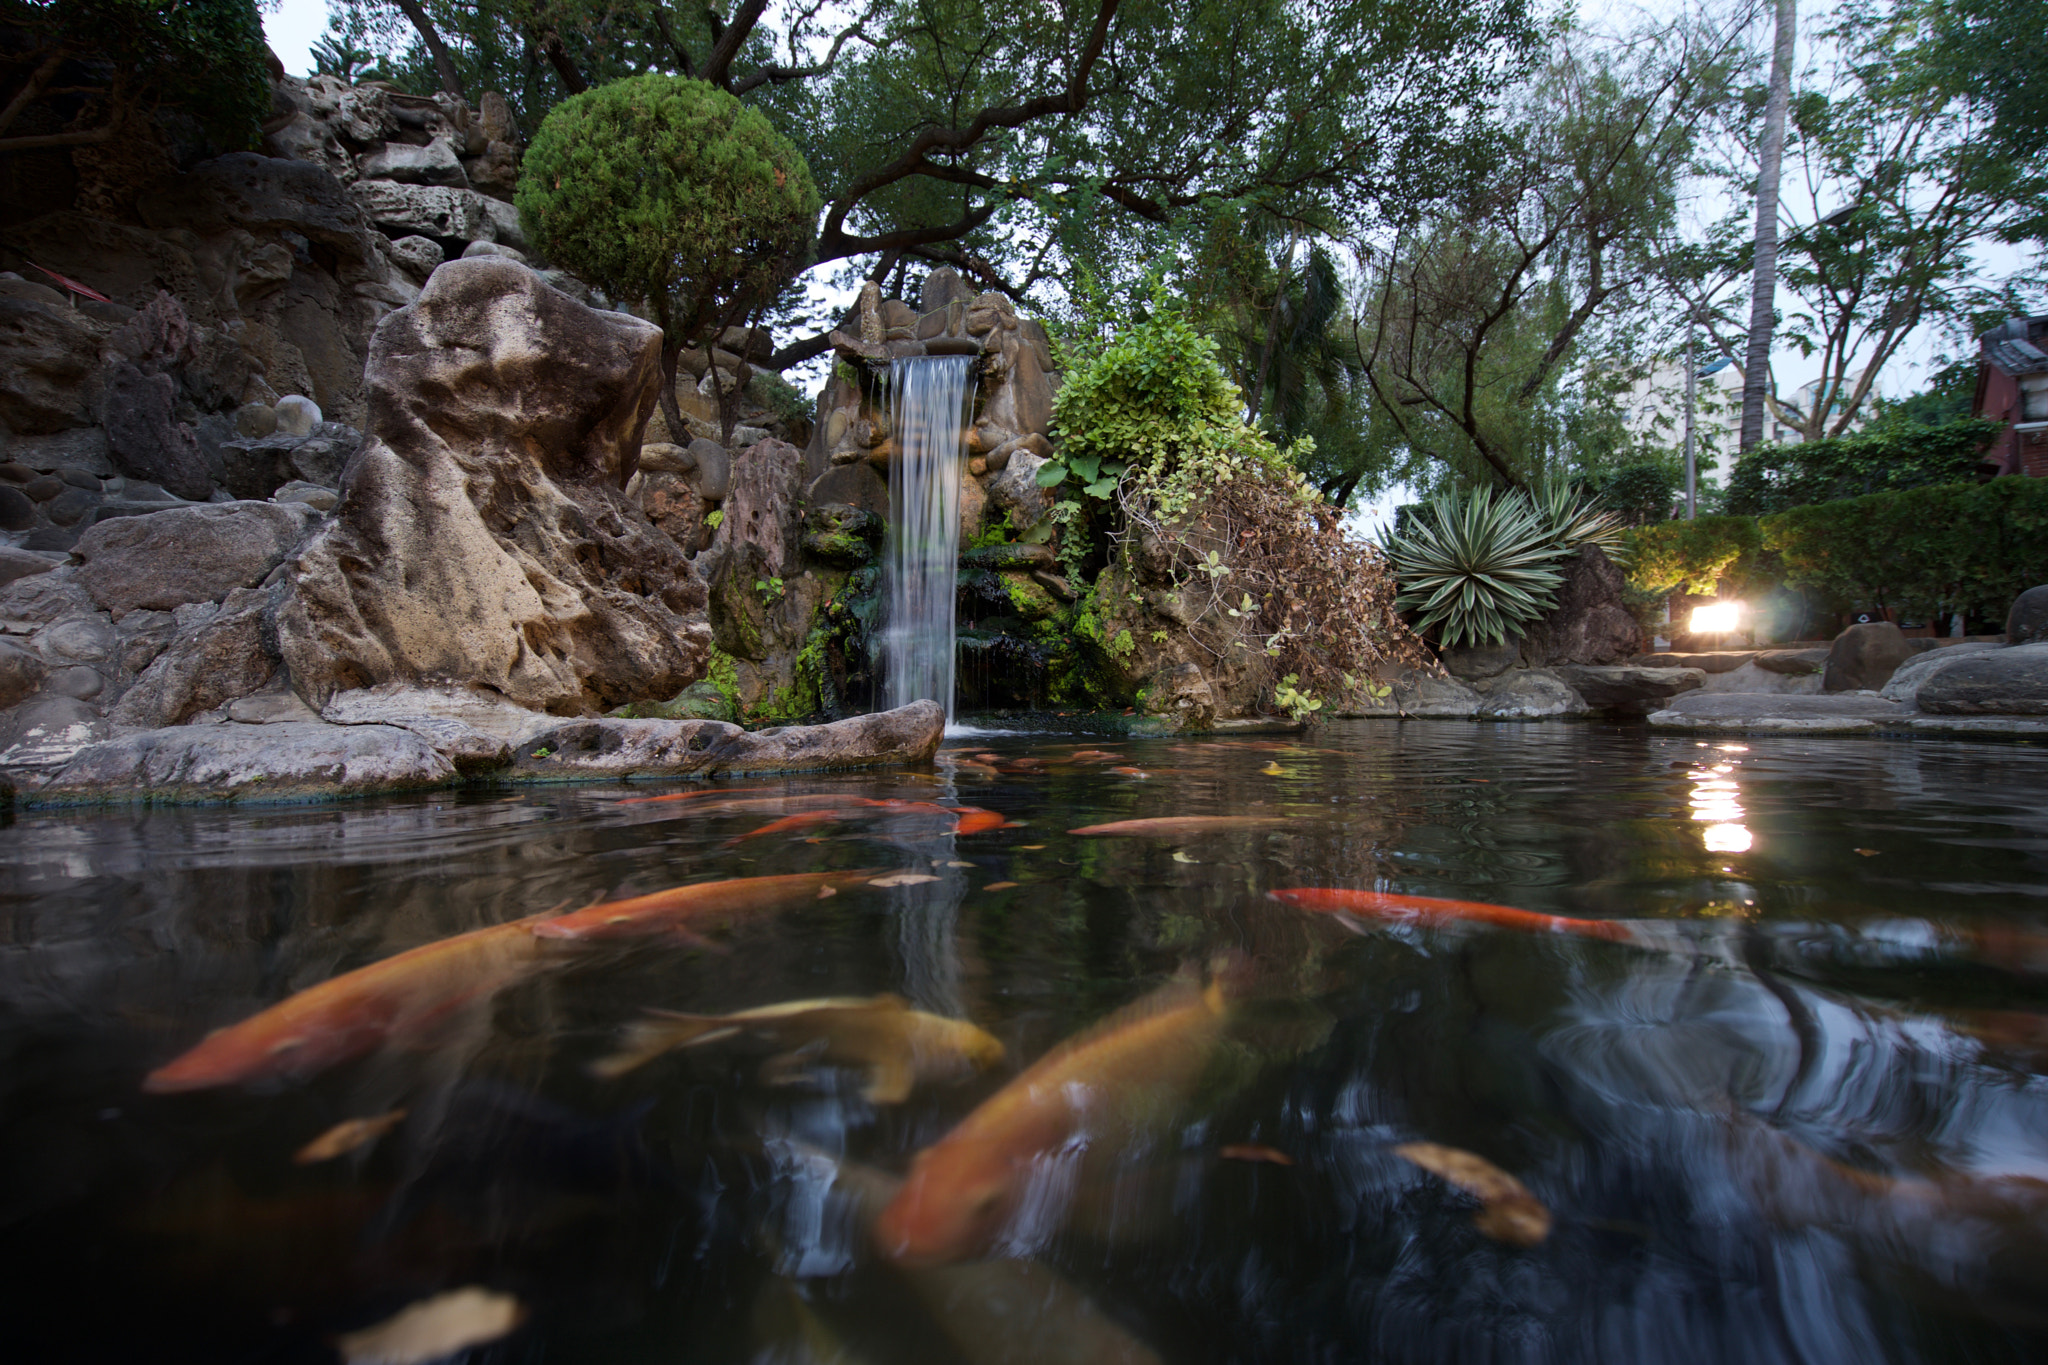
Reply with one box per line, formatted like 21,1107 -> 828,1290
1588,458 -> 1682,526
1623,515 -> 1766,597
1724,417 -> 2000,515
1762,477 -> 2048,624
517,75 -> 820,428
1382,487 -> 1570,648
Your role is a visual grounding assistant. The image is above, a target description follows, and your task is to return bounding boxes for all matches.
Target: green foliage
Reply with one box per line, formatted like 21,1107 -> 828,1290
14,0 -> 272,150
1531,481 -> 1630,565
1049,294 -> 1303,519
1589,459 -> 1682,526
1724,418 -> 2001,515
1382,487 -> 1569,647
1762,477 -> 2048,623
754,576 -> 787,605
1623,515 -> 1766,597
1273,674 -> 1324,721
517,75 -> 820,346
705,508 -> 725,529
746,369 -> 814,426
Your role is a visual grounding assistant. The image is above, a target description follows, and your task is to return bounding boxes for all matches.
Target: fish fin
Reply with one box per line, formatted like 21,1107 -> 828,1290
860,1058 -> 915,1105
759,1043 -> 826,1088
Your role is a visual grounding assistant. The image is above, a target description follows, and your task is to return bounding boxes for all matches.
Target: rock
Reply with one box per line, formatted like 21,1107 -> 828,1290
110,588 -> 277,727
1438,639 -> 1519,680
1634,652 -> 1755,673
277,258 -> 710,712
919,268 -> 975,316
708,439 -> 803,579
1880,641 -> 2005,706
235,402 -> 278,438
225,686 -> 322,724
477,196 -> 527,251
512,699 -> 944,779
476,92 -> 516,144
135,153 -> 372,264
961,543 -> 1055,571
986,452 -> 1055,531
22,721 -> 456,806
637,442 -> 696,475
687,438 -> 733,500
990,339 -> 1054,438
637,471 -> 707,550
0,295 -> 102,432
469,142 -> 523,200
0,485 -> 32,531
0,546 -> 62,587
386,235 -> 446,279
2007,585 -> 2048,646
807,461 -> 889,519
43,486 -> 98,527
360,137 -> 468,186
801,503 -> 880,568
320,681 -> 556,747
348,181 -> 496,242
0,695 -> 107,773
614,680 -> 736,724
0,569 -> 95,625
274,394 -> 322,437
0,638 -> 45,708
1823,621 -> 1914,693
1518,546 -> 1642,667
8,428 -> 115,478
1753,647 -> 1830,675
1138,662 -> 1216,730
1695,660 -> 1825,696
43,665 -> 106,700
1551,664 -> 1705,714
73,502 -> 316,616
273,480 -> 339,511
461,239 -> 528,266
1647,691 -> 1908,734
1913,642 -> 2048,715
98,361 -> 213,501
1476,670 -> 1590,719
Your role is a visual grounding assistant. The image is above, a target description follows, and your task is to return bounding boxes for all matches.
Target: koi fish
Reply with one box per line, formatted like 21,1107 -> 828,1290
1109,767 -> 1151,779
725,809 -> 858,845
590,994 -> 1004,1102
1069,817 -> 1288,837
532,870 -> 871,942
1068,750 -> 1124,763
874,974 -> 1232,1264
615,786 -> 777,806
1394,1141 -> 1552,1246
144,912 -> 558,1093
295,1108 -> 408,1164
1219,1143 -> 1294,1166
1267,888 -> 1635,942
950,806 -> 1012,835
857,798 -> 956,816
336,1286 -> 526,1365
651,793 -> 870,818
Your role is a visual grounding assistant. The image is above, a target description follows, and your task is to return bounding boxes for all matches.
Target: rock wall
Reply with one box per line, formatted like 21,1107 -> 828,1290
277,258 -> 710,713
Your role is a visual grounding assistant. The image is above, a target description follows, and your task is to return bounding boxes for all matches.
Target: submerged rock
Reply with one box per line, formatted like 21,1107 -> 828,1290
22,721 -> 456,805
276,258 -> 711,713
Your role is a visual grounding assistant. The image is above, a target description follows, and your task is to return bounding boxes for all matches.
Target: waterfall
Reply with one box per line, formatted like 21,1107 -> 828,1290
880,355 -> 977,722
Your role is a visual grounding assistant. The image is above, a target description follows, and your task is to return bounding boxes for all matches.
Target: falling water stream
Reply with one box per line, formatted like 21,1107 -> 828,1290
880,355 -> 977,723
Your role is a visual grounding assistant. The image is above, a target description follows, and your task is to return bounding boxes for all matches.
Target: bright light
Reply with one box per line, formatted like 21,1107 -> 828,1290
1690,601 -> 1744,633
1703,824 -> 1753,853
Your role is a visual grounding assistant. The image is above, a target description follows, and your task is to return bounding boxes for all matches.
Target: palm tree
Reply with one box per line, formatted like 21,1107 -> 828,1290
1738,0 -> 1796,452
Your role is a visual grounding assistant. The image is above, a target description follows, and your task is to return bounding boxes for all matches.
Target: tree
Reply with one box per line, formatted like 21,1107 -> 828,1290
1737,0 -> 1795,454
0,0 -> 272,154
1916,0 -> 2048,163
516,74 -> 821,438
328,0 -> 1541,370
1342,24 -> 1738,489
1682,0 -> 2048,443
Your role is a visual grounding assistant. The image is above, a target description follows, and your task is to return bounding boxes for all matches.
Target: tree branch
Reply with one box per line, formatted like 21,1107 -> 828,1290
0,48 -> 65,143
392,0 -> 465,99
538,28 -> 588,96
0,126 -> 114,152
701,0 -> 770,89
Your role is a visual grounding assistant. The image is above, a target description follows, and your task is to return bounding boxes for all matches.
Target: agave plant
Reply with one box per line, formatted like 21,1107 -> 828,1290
1382,487 -> 1569,648
1530,480 -> 1631,566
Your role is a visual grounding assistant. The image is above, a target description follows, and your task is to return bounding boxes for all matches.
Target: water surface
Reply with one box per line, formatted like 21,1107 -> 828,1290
3,722 -> 2046,1363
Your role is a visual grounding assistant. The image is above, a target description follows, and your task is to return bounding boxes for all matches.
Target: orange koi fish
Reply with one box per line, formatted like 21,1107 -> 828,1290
1070,817 -> 1287,837
724,809 -> 858,846
950,806 -> 1012,835
1266,888 -> 1635,942
531,870 -> 869,942
144,913 -> 557,1093
857,798 -> 957,816
614,786 -> 776,806
874,975 -> 1231,1265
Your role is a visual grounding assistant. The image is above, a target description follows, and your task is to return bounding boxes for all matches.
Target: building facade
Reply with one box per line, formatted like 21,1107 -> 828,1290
1974,316 -> 2048,477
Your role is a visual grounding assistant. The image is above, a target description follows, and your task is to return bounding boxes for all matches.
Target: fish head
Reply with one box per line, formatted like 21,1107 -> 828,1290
872,1143 -> 1019,1265
142,1024 -> 332,1094
959,1026 -> 1008,1072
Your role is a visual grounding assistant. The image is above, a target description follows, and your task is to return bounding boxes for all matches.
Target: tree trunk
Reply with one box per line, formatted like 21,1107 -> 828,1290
391,0 -> 466,100
657,336 -> 686,461
1739,0 -> 1796,453
1246,232 -> 1298,424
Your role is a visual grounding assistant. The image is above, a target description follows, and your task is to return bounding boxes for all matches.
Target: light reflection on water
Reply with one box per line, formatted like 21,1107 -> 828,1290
0,723 -> 2046,1362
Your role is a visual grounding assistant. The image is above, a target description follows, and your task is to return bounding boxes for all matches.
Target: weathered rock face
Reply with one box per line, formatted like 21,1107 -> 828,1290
511,699 -> 944,778
1824,621 -> 1914,693
25,721 -> 457,806
1552,664 -> 1706,714
1438,639 -> 1519,681
1914,642 -> 2048,715
276,258 -> 710,714
1879,641 -> 2004,707
72,502 -> 316,617
1519,546 -> 1643,667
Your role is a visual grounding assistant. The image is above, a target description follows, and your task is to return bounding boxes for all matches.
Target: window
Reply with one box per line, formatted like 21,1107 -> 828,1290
2021,374 -> 2048,423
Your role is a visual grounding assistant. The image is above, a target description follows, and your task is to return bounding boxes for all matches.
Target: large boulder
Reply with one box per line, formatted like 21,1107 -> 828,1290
1552,664 -> 1705,715
347,181 -> 497,243
109,589 -> 277,728
2007,585 -> 2048,646
0,295 -> 102,432
276,258 -> 712,713
1914,643 -> 2048,715
1518,545 -> 1643,666
72,502 -> 316,617
1879,641 -> 2004,707
97,362 -> 215,501
23,721 -> 456,806
1823,621 -> 1913,693
135,152 -> 373,265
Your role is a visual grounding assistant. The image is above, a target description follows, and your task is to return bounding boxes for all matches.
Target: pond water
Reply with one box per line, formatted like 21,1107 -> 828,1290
3,722 -> 2047,1364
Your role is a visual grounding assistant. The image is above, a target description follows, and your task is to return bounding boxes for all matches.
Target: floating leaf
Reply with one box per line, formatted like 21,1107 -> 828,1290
336,1287 -> 525,1365
869,873 -> 941,888
1394,1141 -> 1552,1247
294,1108 -> 407,1164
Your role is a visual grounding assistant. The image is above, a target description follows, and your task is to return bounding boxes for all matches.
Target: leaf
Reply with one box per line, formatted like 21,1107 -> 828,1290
337,1288 -> 526,1365
1084,477 -> 1119,498
1034,460 -> 1070,489
868,873 -> 941,887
